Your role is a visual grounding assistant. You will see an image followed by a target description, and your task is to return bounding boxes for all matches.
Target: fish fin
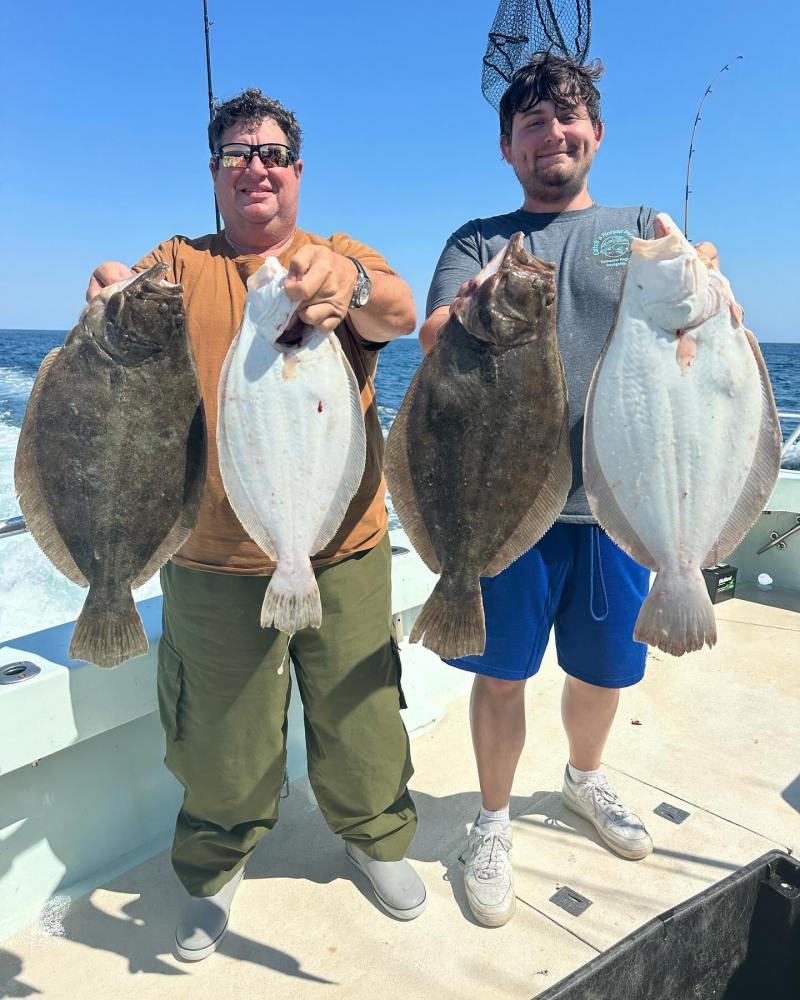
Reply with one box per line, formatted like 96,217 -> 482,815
582,345 -> 658,571
14,347 -> 89,587
703,330 -> 782,563
483,403 -> 572,577
261,561 -> 322,634
69,586 -> 147,668
311,348 -> 367,553
384,362 -> 442,573
634,567 -> 716,657
410,574 -> 485,659
131,402 -> 207,590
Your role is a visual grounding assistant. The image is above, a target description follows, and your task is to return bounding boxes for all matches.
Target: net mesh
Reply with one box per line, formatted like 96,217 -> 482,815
482,0 -> 592,109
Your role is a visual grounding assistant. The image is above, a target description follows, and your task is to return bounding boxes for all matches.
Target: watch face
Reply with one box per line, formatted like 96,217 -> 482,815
356,281 -> 371,307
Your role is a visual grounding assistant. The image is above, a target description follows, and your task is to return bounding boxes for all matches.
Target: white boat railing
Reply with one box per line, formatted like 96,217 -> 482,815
0,515 -> 26,538
778,409 -> 800,466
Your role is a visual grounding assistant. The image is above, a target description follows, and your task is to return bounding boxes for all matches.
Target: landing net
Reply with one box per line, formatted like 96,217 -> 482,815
482,0 -> 592,109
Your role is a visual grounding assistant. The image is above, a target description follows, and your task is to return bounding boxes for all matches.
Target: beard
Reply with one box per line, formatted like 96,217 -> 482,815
515,153 -> 593,206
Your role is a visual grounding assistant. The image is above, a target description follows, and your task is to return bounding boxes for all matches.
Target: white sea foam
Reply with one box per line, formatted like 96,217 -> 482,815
0,366 -> 35,397
0,420 -> 161,643
0,533 -> 162,644
0,422 -> 21,518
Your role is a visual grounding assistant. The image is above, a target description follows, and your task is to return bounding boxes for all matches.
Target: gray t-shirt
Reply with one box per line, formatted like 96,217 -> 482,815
426,203 -> 658,521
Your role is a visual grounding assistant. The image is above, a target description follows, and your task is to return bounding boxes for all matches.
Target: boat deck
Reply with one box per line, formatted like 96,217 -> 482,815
2,585 -> 798,999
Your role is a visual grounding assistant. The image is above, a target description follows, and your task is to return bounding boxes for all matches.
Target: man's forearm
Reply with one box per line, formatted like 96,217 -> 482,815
348,270 -> 417,343
419,306 -> 450,354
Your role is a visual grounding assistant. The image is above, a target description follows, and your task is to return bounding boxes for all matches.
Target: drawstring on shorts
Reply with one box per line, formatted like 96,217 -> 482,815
589,526 -> 609,622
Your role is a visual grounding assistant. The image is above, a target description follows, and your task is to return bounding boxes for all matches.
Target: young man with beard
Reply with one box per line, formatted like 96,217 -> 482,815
420,53 -> 671,928
88,88 -> 425,960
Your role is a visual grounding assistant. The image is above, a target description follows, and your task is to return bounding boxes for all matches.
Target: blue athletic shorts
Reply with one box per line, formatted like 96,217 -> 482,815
445,522 -> 650,688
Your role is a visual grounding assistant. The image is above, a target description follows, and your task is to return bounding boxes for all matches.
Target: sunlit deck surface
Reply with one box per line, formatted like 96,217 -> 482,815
2,585 -> 798,999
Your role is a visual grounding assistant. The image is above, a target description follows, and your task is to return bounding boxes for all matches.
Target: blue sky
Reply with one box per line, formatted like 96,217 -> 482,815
2,0 -> 798,341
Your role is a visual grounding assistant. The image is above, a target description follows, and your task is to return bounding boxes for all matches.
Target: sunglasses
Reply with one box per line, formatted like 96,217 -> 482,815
214,142 -> 299,169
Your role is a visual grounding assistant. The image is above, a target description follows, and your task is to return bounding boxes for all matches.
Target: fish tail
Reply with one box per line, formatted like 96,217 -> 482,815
634,567 -> 717,657
69,586 -> 148,668
261,561 -> 322,634
410,573 -> 485,659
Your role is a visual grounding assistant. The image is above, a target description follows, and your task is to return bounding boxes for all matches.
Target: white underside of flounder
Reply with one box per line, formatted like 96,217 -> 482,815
591,310 -> 761,570
584,214 -> 781,656
217,258 -> 366,634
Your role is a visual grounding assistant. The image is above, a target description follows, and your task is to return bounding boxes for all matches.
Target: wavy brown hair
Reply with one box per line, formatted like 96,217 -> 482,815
499,52 -> 604,139
208,88 -> 302,156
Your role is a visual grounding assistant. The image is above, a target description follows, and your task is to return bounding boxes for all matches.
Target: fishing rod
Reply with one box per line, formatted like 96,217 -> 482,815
684,55 -> 743,238
203,0 -> 221,233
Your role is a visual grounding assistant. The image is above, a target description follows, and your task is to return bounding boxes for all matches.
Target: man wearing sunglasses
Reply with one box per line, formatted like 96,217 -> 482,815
87,88 -> 423,960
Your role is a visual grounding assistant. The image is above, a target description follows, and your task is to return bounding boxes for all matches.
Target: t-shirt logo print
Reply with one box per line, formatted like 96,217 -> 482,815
592,228 -> 636,268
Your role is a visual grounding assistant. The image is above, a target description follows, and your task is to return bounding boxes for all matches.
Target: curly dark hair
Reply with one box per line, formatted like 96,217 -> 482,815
208,88 -> 302,155
499,52 -> 604,139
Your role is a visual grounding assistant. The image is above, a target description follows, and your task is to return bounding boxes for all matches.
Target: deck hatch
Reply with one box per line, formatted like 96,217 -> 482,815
550,885 -> 592,916
654,802 -> 691,824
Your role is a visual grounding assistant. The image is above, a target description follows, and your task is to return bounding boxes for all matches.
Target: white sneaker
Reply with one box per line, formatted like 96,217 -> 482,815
561,766 -> 653,860
463,821 -> 515,927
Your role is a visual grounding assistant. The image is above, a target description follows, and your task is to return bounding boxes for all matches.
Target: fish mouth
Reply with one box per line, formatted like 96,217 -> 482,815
631,213 -> 694,262
629,212 -> 724,332
502,232 -> 555,276
457,233 -> 554,305
123,263 -> 183,300
275,312 -> 314,351
121,263 -> 184,347
453,233 -> 556,345
94,263 -> 186,362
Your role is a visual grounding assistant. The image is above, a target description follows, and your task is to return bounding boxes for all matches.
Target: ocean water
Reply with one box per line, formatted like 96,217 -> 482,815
0,330 -> 797,641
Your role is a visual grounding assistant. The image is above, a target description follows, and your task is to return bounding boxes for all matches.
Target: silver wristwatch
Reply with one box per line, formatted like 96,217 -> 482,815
347,257 -> 372,309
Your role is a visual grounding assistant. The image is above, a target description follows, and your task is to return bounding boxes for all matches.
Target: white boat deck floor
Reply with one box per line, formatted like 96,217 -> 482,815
2,588 -> 798,999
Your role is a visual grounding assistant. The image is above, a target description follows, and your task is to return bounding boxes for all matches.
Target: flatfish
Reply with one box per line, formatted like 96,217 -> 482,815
583,213 -> 781,656
217,258 -> 366,634
385,233 -> 570,658
15,263 -> 206,667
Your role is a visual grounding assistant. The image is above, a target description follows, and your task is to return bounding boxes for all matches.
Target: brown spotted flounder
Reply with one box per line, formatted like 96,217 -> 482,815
385,233 -> 570,658
15,264 -> 206,667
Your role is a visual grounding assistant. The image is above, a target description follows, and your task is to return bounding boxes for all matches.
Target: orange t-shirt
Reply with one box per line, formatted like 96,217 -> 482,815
134,228 -> 393,574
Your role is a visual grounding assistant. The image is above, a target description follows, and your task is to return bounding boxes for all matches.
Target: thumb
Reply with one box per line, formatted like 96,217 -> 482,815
286,248 -> 313,282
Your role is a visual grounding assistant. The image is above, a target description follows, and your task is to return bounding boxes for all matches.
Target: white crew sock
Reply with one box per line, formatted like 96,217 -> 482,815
476,804 -> 511,833
568,763 -> 601,783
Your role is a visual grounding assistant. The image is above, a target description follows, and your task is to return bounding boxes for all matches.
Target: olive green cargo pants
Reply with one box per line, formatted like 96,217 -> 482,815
157,534 -> 416,897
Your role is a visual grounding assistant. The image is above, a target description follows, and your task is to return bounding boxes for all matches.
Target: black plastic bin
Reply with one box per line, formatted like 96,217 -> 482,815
535,851 -> 800,1000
